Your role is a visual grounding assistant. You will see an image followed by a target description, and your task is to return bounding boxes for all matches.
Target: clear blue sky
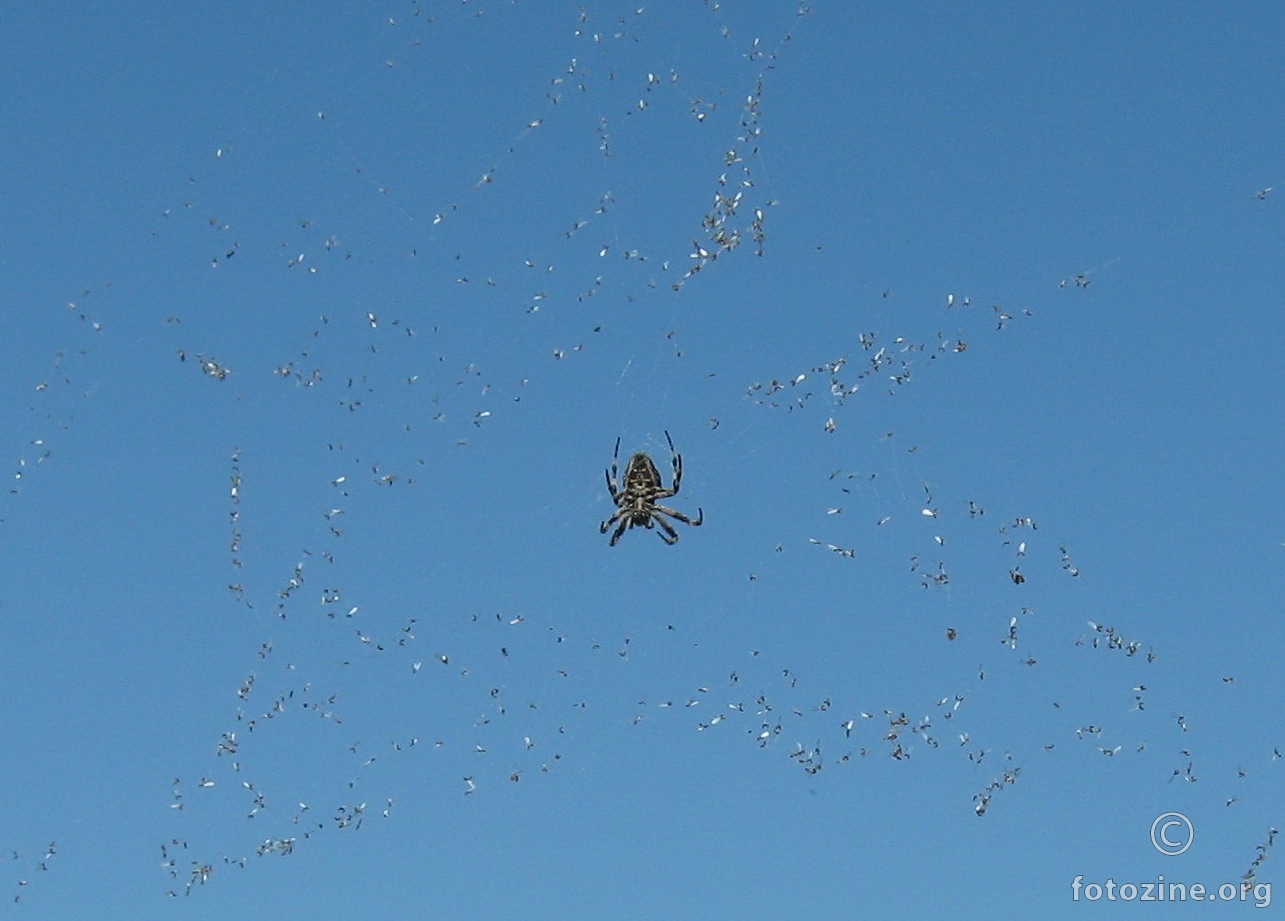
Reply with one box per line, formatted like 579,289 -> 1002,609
3,2 -> 1283,917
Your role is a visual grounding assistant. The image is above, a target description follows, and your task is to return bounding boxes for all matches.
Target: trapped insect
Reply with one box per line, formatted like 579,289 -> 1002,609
600,431 -> 703,545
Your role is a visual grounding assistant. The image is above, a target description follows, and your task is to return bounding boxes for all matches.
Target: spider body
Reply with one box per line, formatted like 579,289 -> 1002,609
600,431 -> 703,545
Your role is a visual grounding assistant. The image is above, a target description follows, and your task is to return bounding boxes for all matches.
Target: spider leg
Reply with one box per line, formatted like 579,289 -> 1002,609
652,514 -> 680,544
608,513 -> 630,546
600,507 -> 626,535
654,504 -> 703,527
603,437 -> 624,501
664,430 -> 682,493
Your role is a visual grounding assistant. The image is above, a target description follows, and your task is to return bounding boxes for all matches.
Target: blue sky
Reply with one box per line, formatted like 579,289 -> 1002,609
3,1 -> 1283,917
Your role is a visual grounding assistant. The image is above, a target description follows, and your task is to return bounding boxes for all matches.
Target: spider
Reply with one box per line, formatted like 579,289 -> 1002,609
600,430 -> 703,545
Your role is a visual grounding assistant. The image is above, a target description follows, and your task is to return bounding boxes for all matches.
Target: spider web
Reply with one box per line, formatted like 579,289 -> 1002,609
3,1 -> 1283,915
